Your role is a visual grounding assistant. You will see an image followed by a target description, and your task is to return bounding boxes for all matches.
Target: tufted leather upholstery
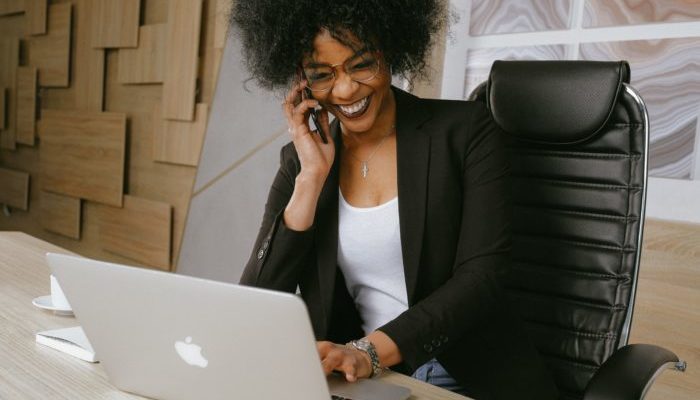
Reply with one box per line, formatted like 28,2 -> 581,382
470,60 -> 650,399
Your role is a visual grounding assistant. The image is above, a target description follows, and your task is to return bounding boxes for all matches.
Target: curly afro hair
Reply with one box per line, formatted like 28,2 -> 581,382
229,0 -> 447,91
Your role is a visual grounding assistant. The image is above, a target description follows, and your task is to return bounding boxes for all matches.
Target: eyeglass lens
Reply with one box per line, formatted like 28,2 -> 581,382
303,53 -> 380,92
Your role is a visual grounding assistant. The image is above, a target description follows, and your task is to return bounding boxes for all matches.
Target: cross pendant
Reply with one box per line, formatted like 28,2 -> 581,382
361,162 -> 369,178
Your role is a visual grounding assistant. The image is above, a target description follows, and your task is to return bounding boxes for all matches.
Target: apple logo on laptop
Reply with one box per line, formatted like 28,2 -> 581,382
174,336 -> 209,368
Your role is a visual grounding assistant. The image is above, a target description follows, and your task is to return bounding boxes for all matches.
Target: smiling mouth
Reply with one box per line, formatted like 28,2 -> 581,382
335,95 -> 371,119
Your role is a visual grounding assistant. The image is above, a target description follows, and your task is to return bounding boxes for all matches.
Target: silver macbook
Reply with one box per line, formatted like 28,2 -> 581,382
46,253 -> 411,400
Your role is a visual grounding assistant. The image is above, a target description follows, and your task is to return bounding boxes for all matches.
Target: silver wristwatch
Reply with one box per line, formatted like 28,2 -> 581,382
348,338 -> 382,378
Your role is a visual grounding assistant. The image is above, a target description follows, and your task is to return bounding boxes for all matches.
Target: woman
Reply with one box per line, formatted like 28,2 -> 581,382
232,2 -> 558,399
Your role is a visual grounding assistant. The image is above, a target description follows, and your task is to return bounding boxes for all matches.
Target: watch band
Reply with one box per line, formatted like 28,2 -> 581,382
347,338 -> 382,378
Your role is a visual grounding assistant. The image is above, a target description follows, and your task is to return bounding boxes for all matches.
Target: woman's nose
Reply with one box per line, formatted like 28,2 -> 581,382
331,70 -> 359,100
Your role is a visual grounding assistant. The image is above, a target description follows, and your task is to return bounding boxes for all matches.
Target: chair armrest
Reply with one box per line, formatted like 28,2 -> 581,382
583,344 -> 686,400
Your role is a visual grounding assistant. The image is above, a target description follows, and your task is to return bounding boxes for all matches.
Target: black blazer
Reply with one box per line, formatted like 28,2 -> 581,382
240,86 -> 558,400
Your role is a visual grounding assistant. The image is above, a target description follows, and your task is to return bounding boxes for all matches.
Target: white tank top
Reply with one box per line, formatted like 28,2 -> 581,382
337,189 -> 409,335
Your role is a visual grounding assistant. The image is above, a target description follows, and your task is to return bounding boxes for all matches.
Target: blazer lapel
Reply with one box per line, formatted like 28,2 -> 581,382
314,86 -> 433,333
393,86 -> 432,304
315,119 -> 342,333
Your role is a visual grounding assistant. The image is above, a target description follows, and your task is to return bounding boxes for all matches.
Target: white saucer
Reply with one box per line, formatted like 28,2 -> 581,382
32,295 -> 74,316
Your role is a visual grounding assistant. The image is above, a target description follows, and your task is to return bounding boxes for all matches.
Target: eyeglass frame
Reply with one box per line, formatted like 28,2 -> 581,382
300,49 -> 383,92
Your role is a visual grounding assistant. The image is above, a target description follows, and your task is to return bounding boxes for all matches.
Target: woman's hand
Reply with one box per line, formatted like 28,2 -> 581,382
283,80 -> 334,184
317,341 -> 373,382
280,80 -> 334,231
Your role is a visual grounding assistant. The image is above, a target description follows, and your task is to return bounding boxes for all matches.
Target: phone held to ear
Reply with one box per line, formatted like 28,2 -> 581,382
302,87 -> 329,144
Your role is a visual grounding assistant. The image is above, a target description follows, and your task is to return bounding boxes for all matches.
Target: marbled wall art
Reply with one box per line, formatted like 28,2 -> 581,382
464,45 -> 568,98
470,0 -> 570,36
584,0 -> 700,27
580,38 -> 700,179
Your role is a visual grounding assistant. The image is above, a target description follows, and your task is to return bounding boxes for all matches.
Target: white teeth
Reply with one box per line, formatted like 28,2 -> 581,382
338,97 -> 368,115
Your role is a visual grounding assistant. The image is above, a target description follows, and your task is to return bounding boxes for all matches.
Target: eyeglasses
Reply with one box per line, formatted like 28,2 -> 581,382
302,51 -> 381,92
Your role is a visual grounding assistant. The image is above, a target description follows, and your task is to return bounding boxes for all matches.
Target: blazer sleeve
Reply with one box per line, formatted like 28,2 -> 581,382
239,144 -> 315,293
378,103 -> 511,371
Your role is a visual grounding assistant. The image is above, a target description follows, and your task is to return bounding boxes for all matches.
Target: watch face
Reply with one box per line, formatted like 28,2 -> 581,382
355,340 -> 371,350
351,339 -> 381,377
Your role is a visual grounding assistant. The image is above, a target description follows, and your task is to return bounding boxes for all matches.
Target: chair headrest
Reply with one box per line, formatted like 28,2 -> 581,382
487,60 -> 630,144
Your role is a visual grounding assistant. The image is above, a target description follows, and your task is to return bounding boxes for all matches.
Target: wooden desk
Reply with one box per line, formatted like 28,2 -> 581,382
0,232 -> 469,400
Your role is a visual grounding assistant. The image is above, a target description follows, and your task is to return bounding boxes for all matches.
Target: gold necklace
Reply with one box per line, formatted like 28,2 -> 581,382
344,125 -> 395,179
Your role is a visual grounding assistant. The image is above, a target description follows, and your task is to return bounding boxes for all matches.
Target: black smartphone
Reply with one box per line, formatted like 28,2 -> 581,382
298,67 -> 328,144
302,87 -> 328,144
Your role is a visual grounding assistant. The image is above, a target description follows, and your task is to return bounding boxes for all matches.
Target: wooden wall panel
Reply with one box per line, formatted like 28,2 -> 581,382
91,0 -> 140,48
40,191 -> 81,239
15,67 -> 37,146
213,0 -> 228,50
28,3 -> 71,87
0,0 -> 221,272
153,103 -> 208,166
0,167 -> 29,210
24,0 -> 47,36
0,88 -> 5,129
74,0 -> 105,112
98,195 -> 172,270
162,0 -> 203,121
38,109 -> 126,207
118,24 -> 166,84
209,0 -> 227,86
0,38 -> 19,150
0,0 -> 24,16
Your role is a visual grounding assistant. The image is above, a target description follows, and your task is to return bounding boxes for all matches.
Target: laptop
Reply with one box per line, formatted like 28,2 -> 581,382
46,253 -> 411,400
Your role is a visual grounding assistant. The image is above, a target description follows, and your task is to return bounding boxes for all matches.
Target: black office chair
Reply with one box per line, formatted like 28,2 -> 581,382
468,61 -> 686,400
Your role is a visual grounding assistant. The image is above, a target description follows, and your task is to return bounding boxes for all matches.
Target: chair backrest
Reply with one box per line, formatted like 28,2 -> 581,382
469,61 -> 649,400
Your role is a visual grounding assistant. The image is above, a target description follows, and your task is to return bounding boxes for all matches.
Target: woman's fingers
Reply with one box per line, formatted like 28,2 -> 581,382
320,348 -> 343,375
281,80 -> 334,180
284,80 -> 304,106
286,99 -> 319,139
316,342 -> 371,381
282,81 -> 302,133
339,356 -> 359,382
316,107 -> 331,142
316,341 -> 334,358
283,80 -> 326,141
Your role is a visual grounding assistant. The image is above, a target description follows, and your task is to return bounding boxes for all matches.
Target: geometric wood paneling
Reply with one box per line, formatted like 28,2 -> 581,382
40,191 -> 81,239
0,38 -> 19,89
211,0 -> 228,84
0,0 -> 224,275
0,167 -> 29,210
25,0 -> 47,36
28,3 -> 71,87
118,24 -> 166,84
97,195 -> 172,270
16,67 -> 37,146
153,103 -> 208,166
91,0 -> 140,48
0,0 -> 24,16
38,109 -> 126,207
0,87 -> 5,129
162,0 -> 203,121
74,0 -> 105,112
0,38 -> 19,150
213,0 -> 228,50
